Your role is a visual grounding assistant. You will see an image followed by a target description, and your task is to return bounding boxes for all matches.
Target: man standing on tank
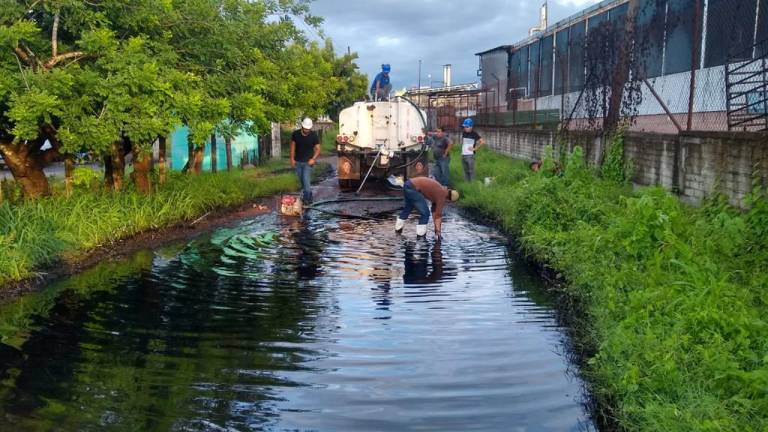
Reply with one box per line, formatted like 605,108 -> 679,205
290,118 -> 320,204
371,64 -> 392,101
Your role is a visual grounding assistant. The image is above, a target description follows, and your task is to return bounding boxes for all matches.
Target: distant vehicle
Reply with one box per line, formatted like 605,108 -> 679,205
335,97 -> 429,190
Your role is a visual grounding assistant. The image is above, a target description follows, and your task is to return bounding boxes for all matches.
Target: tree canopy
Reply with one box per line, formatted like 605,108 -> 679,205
0,0 -> 368,196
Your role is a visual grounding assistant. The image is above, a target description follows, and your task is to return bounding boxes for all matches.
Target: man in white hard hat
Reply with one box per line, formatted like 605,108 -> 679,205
290,118 -> 321,203
395,176 -> 460,238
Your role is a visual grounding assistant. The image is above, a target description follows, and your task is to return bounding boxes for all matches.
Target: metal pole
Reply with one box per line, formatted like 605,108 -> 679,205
764,57 -> 768,130
355,147 -> 384,195
418,59 -> 422,90
497,79 -> 501,126
644,78 -> 683,132
686,0 -> 702,131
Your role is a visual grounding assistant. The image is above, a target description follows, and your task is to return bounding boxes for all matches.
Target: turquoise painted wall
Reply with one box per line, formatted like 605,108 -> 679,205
169,126 -> 259,171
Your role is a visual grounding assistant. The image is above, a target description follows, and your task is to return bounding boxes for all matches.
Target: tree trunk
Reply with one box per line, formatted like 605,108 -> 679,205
210,133 -> 218,173
603,0 -> 639,134
259,134 -> 268,164
132,149 -> 152,195
191,146 -> 204,174
0,141 -> 52,198
225,136 -> 233,171
182,135 -> 194,173
158,136 -> 167,184
104,154 -> 114,190
110,141 -> 125,191
64,155 -> 75,197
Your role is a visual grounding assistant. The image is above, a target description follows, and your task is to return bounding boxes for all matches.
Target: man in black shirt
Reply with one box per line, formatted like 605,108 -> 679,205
460,118 -> 484,182
290,118 -> 321,203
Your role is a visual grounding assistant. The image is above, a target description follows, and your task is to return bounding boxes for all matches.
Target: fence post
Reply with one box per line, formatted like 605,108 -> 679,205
271,122 -> 282,159
686,0 -> 702,131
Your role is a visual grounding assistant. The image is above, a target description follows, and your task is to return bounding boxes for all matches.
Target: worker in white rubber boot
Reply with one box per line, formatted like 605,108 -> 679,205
395,176 -> 459,238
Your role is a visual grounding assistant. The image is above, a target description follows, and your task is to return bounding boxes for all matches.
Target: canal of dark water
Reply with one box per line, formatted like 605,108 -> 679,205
0,203 -> 597,431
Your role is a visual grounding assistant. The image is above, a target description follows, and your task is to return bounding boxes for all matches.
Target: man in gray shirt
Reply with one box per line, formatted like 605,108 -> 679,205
428,127 -> 452,186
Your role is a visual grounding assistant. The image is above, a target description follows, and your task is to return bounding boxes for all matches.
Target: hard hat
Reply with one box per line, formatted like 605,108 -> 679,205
301,118 -> 313,129
382,64 -> 391,72
462,118 -> 474,128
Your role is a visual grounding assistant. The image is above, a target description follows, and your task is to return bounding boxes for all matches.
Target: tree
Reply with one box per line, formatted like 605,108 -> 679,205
1,0 -> 357,198
0,0 -> 102,197
323,40 -> 368,121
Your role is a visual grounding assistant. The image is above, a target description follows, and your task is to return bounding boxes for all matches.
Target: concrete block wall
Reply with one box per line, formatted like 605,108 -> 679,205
676,133 -> 768,206
476,127 -> 768,208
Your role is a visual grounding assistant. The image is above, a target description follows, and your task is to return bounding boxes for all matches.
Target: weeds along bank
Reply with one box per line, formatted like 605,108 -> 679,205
450,146 -> 768,431
0,162 -> 310,287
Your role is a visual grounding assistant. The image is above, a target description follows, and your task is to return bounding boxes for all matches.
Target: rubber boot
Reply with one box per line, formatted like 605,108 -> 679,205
416,224 -> 428,237
395,217 -> 405,233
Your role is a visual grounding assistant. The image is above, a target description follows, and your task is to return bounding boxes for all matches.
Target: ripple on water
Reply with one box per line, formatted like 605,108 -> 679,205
0,208 -> 596,432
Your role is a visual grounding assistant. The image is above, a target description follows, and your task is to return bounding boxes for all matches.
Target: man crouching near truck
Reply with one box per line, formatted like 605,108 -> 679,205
395,176 -> 460,238
290,118 -> 320,204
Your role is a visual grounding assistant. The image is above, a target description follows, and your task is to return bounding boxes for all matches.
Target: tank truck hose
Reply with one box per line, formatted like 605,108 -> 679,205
389,95 -> 429,171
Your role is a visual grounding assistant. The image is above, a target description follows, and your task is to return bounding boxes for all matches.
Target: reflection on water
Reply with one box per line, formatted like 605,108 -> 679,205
0,209 -> 596,431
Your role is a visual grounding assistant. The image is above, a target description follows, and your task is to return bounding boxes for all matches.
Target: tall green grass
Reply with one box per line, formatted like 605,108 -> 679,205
321,125 -> 339,154
0,166 -> 300,286
451,146 -> 768,431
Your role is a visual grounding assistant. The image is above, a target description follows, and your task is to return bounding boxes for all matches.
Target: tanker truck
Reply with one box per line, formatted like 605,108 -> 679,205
334,97 -> 429,190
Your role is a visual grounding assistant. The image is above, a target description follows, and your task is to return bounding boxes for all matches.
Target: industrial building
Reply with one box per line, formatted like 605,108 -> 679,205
476,0 -> 768,133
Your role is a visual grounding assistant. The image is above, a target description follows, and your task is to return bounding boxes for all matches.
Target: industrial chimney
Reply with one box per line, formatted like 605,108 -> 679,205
528,2 -> 548,36
443,64 -> 452,87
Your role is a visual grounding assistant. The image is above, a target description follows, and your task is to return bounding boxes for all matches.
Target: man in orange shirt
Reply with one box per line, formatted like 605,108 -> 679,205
395,176 -> 460,237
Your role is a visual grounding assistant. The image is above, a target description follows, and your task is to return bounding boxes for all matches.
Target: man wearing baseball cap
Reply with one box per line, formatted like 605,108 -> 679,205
395,176 -> 460,238
370,64 -> 392,101
460,118 -> 484,182
290,118 -> 320,203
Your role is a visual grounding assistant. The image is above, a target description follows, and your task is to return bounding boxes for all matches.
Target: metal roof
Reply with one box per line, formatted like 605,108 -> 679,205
513,0 -> 628,48
475,0 -> 629,55
475,45 -> 513,57
405,83 -> 482,96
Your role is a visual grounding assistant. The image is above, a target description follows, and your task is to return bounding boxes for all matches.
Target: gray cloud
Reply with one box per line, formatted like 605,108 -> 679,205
310,0 -> 601,90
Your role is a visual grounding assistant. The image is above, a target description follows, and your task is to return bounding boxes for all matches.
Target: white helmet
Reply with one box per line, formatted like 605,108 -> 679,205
301,118 -> 313,129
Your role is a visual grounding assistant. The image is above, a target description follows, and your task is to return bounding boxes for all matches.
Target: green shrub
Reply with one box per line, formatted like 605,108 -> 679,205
601,130 -> 633,184
72,166 -> 103,191
451,145 -> 768,431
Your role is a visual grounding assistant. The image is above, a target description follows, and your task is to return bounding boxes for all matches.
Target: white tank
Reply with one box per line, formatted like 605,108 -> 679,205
337,100 -> 426,152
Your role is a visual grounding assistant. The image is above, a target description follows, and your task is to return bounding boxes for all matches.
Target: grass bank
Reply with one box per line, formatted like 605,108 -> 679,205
449,146 -> 768,431
321,125 -> 339,153
0,160 -> 319,287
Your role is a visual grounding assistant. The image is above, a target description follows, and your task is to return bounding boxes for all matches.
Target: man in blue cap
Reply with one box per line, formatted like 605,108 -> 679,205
460,118 -> 484,181
370,64 -> 392,101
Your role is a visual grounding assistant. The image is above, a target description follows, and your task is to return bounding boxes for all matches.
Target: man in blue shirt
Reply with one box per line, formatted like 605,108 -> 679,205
370,64 -> 392,101
460,118 -> 484,182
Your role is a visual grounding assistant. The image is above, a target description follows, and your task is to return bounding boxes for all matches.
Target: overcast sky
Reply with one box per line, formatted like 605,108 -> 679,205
309,0 -> 602,90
